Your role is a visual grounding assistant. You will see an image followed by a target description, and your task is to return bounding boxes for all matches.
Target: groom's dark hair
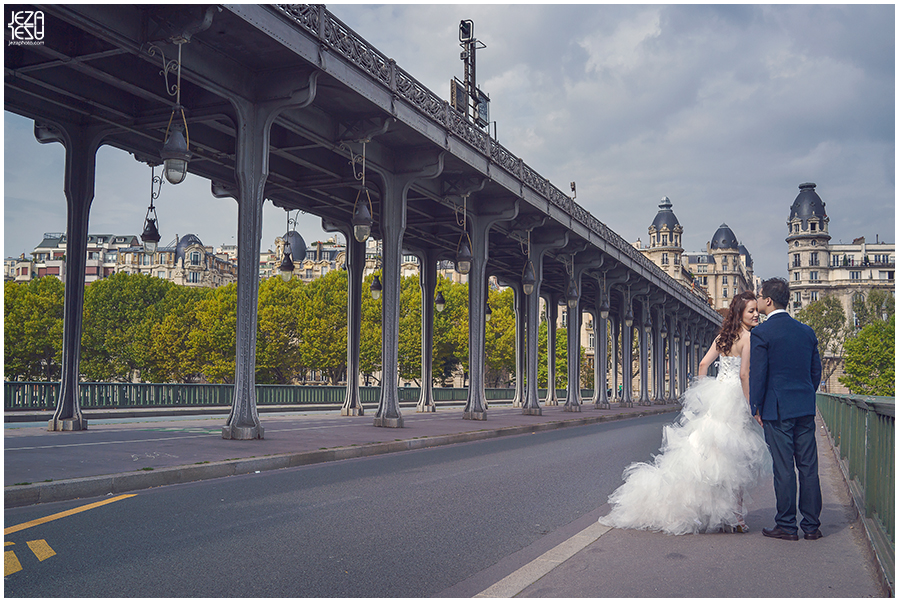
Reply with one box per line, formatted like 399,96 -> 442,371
760,277 -> 790,309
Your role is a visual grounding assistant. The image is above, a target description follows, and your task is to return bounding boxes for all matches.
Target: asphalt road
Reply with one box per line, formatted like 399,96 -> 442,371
4,414 -> 669,597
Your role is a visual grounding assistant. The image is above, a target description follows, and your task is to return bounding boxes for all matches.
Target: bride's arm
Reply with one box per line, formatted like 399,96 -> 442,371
739,331 -> 752,402
697,338 -> 720,377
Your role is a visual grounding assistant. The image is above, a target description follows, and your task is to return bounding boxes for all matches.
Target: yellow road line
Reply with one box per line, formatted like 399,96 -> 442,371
27,539 -> 56,561
4,494 -> 137,536
5,550 -> 23,576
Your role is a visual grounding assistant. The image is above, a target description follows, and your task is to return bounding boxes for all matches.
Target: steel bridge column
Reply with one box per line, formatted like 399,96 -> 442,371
637,299 -> 652,406
512,281 -> 526,408
35,122 -> 107,432
463,200 -> 518,420
563,297 -> 582,412
324,219 -> 366,416
619,294 -> 635,407
416,247 -> 440,413
667,314 -> 677,401
523,231 -> 569,415
373,154 -> 444,428
224,76 -> 318,439
593,307 -> 610,409
563,254 -> 599,412
544,292 -> 562,406
610,316 -> 620,404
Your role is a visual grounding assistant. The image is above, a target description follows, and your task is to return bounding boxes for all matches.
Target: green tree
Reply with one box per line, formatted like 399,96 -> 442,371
795,295 -> 852,387
537,316 -> 568,389
255,276 -> 306,384
485,286 -> 515,387
839,315 -> 894,396
187,283 -> 237,383
144,284 -> 210,383
359,271 -> 383,384
81,272 -> 173,382
433,276 -> 469,385
4,278 -> 64,380
299,270 -> 349,385
397,274 -> 422,385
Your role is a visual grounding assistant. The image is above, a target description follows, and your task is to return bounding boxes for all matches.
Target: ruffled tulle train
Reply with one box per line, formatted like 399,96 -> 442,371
599,363 -> 771,535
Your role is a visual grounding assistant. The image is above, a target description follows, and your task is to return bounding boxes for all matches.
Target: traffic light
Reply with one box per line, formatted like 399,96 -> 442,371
459,20 -> 474,43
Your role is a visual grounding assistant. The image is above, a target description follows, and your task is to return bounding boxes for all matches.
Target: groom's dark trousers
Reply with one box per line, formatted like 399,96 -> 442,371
750,311 -> 823,535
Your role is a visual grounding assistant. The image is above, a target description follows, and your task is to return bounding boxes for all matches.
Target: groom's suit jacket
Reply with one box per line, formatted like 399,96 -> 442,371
749,312 -> 822,422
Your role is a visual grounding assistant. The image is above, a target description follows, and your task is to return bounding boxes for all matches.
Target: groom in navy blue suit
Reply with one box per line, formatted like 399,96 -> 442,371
749,277 -> 823,541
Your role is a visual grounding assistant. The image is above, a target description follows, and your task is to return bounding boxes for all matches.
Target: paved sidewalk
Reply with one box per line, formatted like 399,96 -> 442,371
4,402 -> 677,507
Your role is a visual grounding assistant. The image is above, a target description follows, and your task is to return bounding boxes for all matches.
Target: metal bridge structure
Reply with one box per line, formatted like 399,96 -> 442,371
4,5 -> 722,439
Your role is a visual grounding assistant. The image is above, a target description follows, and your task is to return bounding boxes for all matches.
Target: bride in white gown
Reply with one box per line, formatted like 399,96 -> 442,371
599,291 -> 771,535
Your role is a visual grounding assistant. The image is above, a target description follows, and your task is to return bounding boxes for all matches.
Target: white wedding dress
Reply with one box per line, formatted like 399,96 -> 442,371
599,356 -> 771,535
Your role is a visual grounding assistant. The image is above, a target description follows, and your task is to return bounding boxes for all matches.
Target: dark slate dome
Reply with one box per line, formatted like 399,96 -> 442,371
175,233 -> 203,262
709,224 -> 739,250
789,182 -> 827,222
651,197 -> 680,231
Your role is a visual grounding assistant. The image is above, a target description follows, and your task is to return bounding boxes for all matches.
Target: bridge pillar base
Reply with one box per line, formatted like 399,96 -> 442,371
462,411 -> 488,421
341,407 -> 365,416
222,425 -> 264,440
374,416 -> 404,428
416,404 -> 436,413
595,403 -> 611,410
619,402 -> 634,408
563,404 -> 581,412
522,408 -> 543,416
48,418 -> 87,432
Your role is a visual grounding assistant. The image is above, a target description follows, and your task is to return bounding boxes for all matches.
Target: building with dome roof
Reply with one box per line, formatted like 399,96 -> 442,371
785,182 -> 894,318
636,197 -> 754,309
682,222 -> 755,310
115,233 -> 237,287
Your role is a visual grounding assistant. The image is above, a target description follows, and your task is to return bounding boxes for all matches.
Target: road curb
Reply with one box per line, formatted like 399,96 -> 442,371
5,406 -> 676,508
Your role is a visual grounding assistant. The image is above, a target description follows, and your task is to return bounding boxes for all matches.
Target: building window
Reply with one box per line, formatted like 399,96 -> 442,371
662,235 -> 668,246
157,270 -> 166,279
794,223 -> 800,233
793,254 -> 801,268
661,253 -> 668,265
793,272 -> 800,281
810,222 -> 817,232
674,255 -> 680,265
188,272 -> 200,283
810,271 -> 819,282
588,333 -> 595,348
722,275 -> 728,285
810,291 -> 818,302
809,252 -> 819,266
850,271 -> 861,281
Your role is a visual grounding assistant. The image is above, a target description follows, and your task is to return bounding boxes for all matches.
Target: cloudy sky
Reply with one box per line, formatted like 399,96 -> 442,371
4,4 -> 895,280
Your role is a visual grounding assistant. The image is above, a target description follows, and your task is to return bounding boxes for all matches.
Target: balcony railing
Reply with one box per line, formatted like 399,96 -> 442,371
817,393 -> 894,594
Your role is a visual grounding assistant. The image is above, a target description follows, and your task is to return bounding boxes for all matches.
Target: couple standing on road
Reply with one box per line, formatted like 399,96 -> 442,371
599,277 -> 824,541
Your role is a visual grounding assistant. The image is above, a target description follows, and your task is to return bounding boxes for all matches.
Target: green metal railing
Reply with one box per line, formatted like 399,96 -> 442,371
3,382 -> 528,410
817,393 -> 894,594
3,382 -> 600,411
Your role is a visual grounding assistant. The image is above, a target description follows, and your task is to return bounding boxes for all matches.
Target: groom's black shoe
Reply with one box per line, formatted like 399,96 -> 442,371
763,526 -> 799,541
804,529 -> 823,540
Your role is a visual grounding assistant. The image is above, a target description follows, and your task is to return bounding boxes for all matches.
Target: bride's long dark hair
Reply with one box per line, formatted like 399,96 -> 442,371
716,290 -> 757,355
